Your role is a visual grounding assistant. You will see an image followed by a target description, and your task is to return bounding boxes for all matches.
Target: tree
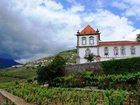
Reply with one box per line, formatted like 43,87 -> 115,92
84,53 -> 96,63
136,34 -> 140,42
37,55 -> 66,85
50,55 -> 66,77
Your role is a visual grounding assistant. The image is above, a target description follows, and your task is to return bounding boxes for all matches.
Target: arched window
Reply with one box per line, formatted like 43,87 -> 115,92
104,47 -> 109,56
121,46 -> 126,55
130,46 -> 136,55
89,36 -> 94,45
85,48 -> 91,57
114,47 -> 118,55
82,37 -> 86,45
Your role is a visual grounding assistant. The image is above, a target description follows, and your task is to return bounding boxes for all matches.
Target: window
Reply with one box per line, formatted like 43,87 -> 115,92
114,47 -> 118,55
85,48 -> 91,57
82,37 -> 86,45
104,47 -> 109,56
121,46 -> 126,55
130,46 -> 136,55
89,36 -> 94,45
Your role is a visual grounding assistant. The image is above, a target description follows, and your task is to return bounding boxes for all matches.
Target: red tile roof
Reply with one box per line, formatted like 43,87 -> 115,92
79,25 -> 97,35
99,41 -> 140,46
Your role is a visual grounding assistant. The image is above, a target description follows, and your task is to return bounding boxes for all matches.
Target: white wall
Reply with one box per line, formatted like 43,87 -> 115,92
78,47 -> 98,63
99,45 -> 140,61
136,45 -> 140,55
78,45 -> 140,63
79,47 -> 98,57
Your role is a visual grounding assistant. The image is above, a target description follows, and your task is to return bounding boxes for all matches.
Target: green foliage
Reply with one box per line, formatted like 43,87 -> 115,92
89,92 -> 99,105
80,71 -> 94,79
0,76 -> 20,83
103,89 -> 126,105
58,49 -> 76,64
63,75 -> 79,87
90,72 -> 140,90
54,71 -> 140,90
37,55 -> 66,85
53,75 -> 83,88
0,67 -> 36,80
27,78 -> 33,83
101,57 -> 140,74
0,67 -> 36,83
0,83 -> 138,105
84,53 -> 96,62
53,70 -> 95,88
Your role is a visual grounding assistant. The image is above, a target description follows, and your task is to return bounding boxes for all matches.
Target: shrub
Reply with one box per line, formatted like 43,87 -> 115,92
101,57 -> 140,74
27,78 -> 33,83
53,75 -> 85,88
84,53 -> 96,62
37,55 -> 66,85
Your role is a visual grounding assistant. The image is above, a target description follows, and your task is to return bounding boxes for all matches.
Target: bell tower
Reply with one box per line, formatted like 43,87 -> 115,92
76,25 -> 100,63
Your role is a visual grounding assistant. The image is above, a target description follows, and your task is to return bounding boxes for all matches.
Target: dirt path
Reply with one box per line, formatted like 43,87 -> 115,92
0,92 -> 5,105
0,89 -> 34,105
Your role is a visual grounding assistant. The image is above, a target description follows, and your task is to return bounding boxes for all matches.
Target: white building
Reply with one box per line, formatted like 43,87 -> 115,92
76,25 -> 140,64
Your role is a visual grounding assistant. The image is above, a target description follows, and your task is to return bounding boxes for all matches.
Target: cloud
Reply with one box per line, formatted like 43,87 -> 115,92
112,0 -> 140,19
0,0 -> 140,63
112,1 -> 129,10
0,0 -> 82,62
83,9 -> 140,41
0,0 -> 48,59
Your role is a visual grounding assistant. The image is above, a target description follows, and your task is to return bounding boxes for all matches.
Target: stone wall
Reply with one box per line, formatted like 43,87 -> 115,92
65,62 -> 101,75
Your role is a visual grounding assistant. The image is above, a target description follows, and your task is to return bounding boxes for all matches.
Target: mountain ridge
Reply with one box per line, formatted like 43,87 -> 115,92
0,58 -> 21,68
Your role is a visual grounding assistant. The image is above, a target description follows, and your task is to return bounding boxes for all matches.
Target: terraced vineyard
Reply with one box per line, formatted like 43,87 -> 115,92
0,83 -> 139,105
0,67 -> 37,84
0,50 -> 140,105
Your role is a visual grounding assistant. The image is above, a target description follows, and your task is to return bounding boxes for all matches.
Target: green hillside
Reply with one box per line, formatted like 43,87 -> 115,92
0,49 -> 77,83
26,49 -> 76,66
0,67 -> 37,83
0,49 -> 140,105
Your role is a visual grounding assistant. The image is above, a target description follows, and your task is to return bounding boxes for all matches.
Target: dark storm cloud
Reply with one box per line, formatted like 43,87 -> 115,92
0,0 -> 75,61
0,2 -> 45,59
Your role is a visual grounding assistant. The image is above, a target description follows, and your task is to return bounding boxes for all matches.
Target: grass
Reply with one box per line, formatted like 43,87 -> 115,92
0,67 -> 36,78
0,76 -> 20,83
0,67 -> 36,83
58,49 -> 77,64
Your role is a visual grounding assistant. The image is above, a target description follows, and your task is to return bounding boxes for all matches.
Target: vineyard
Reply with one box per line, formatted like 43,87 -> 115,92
84,71 -> 140,90
54,71 -> 140,91
0,51 -> 140,105
0,83 -> 139,105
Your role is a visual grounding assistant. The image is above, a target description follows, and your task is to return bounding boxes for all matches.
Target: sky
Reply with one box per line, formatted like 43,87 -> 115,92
0,0 -> 140,63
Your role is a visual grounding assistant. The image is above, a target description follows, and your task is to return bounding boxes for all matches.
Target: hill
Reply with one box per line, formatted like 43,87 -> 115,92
0,49 -> 77,83
26,49 -> 77,66
0,49 -> 140,105
0,58 -> 21,68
